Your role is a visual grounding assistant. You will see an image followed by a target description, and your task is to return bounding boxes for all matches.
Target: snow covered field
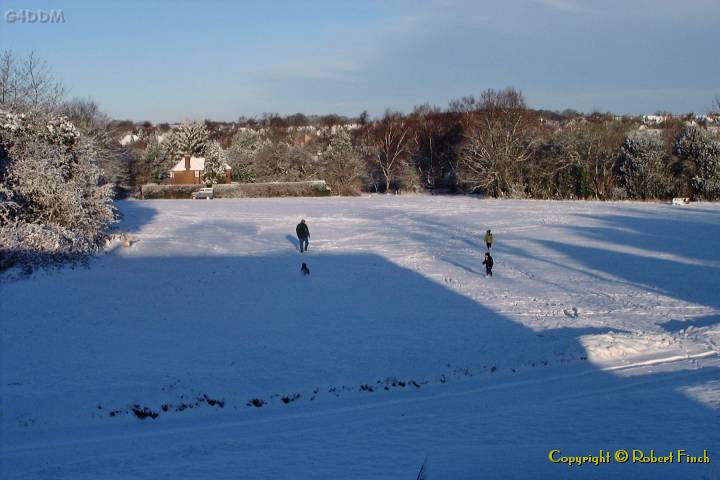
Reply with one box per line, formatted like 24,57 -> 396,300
2,195 -> 719,479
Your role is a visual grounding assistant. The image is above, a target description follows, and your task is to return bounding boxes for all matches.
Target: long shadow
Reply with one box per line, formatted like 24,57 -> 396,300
2,206 -> 719,479
662,315 -> 720,333
113,200 -> 159,234
562,212 -> 720,265
400,206 -> 720,333
537,239 -> 720,309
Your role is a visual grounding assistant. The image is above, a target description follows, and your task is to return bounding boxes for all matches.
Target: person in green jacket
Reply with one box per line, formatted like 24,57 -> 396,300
296,219 -> 310,253
484,229 -> 493,250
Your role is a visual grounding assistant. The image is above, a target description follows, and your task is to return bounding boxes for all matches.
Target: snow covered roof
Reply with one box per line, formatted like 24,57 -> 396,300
170,156 -> 231,172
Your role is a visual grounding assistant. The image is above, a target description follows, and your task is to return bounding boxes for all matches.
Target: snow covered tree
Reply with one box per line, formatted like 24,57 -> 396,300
136,137 -> 168,184
253,142 -> 316,182
0,108 -> 116,270
319,129 -> 364,195
61,98 -> 132,188
226,129 -> 271,182
674,126 -> 720,199
163,120 -> 209,161
617,130 -> 669,199
202,141 -> 227,185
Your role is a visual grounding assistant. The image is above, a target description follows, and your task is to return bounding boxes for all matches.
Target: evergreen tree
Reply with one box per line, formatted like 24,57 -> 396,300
202,141 -> 228,185
226,129 -> 270,182
163,120 -> 209,161
674,126 -> 720,199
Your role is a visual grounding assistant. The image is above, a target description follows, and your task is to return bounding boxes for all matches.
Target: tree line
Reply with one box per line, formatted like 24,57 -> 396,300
1,49 -> 720,270
123,89 -> 720,200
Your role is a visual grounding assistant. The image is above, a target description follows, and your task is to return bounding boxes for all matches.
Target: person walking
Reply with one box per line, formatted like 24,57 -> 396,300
482,252 -> 494,277
296,219 -> 310,253
484,229 -> 494,250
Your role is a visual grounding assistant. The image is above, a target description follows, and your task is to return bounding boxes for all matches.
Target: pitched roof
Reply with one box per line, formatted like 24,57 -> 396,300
170,156 -> 232,172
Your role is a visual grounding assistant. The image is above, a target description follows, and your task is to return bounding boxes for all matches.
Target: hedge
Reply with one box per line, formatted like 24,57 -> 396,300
140,180 -> 331,199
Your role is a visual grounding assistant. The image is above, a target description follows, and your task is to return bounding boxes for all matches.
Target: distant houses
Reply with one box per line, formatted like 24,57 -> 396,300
169,154 -> 231,185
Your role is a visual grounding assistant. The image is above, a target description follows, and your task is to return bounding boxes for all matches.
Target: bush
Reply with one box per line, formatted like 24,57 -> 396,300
214,180 -> 331,198
674,126 -> 720,199
617,130 -> 669,199
0,108 -> 116,270
140,183 -> 203,199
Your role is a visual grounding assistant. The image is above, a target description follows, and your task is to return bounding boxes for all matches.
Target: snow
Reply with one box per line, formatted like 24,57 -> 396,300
1,196 -> 719,479
169,156 -> 231,172
119,134 -> 139,146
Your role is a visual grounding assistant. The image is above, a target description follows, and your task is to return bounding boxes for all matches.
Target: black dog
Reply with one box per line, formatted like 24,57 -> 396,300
301,263 -> 310,276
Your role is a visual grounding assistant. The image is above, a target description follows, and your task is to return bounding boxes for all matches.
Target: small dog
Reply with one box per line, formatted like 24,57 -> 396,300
301,263 -> 310,276
106,232 -> 133,248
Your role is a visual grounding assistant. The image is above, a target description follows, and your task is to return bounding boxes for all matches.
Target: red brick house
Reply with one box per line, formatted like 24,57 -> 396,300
169,155 -> 232,185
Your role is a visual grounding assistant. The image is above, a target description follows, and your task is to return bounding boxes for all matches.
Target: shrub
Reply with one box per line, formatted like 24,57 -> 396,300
140,183 -> 203,199
0,108 -> 116,270
674,126 -> 720,199
139,180 -> 331,199
213,180 -> 331,198
617,130 -> 669,199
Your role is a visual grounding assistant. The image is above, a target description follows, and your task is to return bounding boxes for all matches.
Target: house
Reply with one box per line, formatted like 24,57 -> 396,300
170,154 -> 232,185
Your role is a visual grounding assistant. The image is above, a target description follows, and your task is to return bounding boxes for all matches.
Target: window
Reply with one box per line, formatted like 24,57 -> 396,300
195,171 -> 200,177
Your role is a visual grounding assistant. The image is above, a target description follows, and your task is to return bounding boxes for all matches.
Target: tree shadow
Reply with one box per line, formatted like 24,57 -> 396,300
113,200 -> 159,234
661,315 -> 720,333
534,238 -> 720,310
564,211 -> 720,264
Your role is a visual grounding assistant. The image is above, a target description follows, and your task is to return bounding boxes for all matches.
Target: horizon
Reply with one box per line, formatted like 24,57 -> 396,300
2,0 -> 719,123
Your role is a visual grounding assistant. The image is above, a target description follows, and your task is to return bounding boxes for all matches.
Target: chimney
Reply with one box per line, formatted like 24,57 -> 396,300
184,154 -> 191,170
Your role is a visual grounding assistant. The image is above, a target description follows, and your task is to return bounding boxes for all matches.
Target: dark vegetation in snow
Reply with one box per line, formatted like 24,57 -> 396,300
106,393 -> 225,420
100,353 -> 591,420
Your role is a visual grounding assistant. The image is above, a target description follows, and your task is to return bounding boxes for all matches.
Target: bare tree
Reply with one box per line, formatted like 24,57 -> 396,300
457,88 -> 540,196
362,111 -> 413,193
0,50 -> 19,106
554,120 -> 629,199
409,104 -> 462,190
0,50 -> 64,109
62,98 -> 132,187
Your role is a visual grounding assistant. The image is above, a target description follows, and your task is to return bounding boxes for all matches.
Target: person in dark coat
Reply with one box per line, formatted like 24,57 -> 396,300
296,219 -> 310,253
482,252 -> 494,277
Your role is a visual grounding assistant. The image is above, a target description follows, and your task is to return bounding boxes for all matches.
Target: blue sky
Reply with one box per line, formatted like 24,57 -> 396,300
2,0 -> 718,122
